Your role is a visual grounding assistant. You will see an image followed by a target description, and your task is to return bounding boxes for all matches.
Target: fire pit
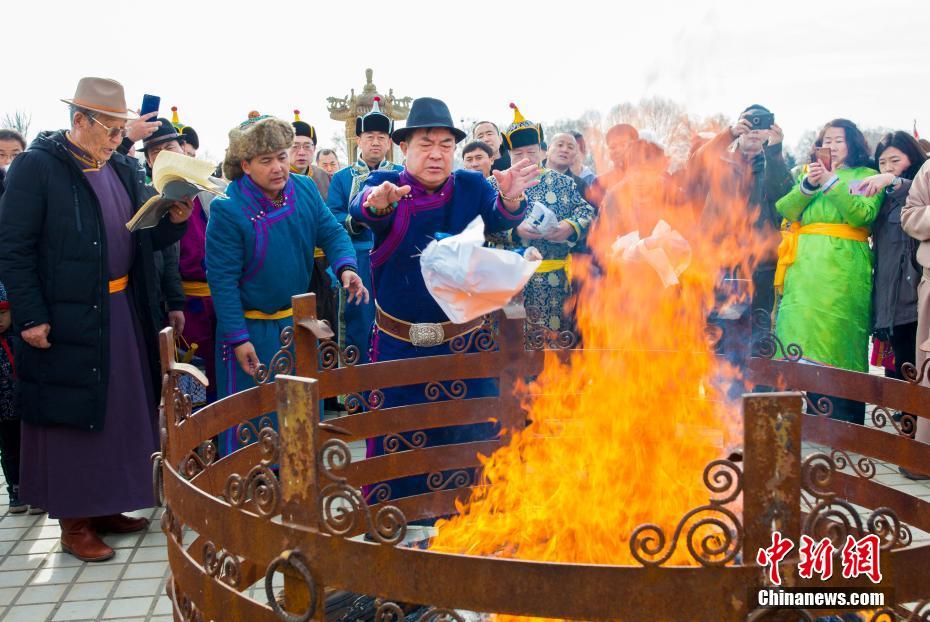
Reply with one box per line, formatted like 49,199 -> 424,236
156,294 -> 930,621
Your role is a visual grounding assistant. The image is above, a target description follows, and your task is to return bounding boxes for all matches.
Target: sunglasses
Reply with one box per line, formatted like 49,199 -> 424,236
90,116 -> 128,140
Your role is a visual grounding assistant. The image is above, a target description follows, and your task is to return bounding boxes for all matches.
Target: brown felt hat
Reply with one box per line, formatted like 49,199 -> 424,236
61,77 -> 135,120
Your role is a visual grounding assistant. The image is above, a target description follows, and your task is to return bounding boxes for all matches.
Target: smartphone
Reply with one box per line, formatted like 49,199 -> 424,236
140,94 -> 160,119
747,112 -> 774,131
848,180 -> 869,196
815,147 -> 832,171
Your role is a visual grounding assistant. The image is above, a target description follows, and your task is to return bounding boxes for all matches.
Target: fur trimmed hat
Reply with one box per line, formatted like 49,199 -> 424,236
222,112 -> 294,180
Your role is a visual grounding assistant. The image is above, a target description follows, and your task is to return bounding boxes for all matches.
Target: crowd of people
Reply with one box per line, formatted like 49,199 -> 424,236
0,75 -> 929,563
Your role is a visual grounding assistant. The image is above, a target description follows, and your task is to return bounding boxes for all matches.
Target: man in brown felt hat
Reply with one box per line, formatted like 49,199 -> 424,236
0,77 -> 193,562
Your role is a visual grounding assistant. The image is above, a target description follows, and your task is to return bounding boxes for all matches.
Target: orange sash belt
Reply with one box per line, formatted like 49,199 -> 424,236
109,275 -> 129,294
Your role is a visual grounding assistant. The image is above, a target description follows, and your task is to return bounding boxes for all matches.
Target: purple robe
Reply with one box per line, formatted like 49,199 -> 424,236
20,158 -> 157,519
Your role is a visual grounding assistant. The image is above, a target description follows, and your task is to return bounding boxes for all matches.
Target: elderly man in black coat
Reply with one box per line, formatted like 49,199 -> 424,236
0,77 -> 192,562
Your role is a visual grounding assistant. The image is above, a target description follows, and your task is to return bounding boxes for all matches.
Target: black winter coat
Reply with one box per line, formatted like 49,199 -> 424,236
0,130 -> 186,430
872,179 -> 920,334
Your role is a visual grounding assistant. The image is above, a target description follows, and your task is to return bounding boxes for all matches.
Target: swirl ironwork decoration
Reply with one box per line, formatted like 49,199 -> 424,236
171,380 -> 194,424
253,326 -> 295,384
870,405 -> 917,437
450,318 -> 497,354
800,453 -> 836,500
364,483 -> 393,505
264,551 -> 317,622
151,452 -> 164,507
178,441 -> 217,481
224,464 -> 280,517
235,416 -> 276,448
868,609 -> 897,622
424,380 -> 468,401
202,540 -> 241,588
751,330 -> 803,362
419,608 -> 466,622
802,453 -> 912,549
830,449 -> 876,480
802,392 -> 834,417
805,500 -> 912,551
319,339 -> 361,370
223,426 -> 281,517
172,585 -> 205,622
374,601 -> 406,622
902,359 -> 930,385
383,431 -> 428,453
161,506 -> 183,545
345,390 -> 384,414
525,325 -> 579,350
751,308 -> 774,332
867,507 -> 913,549
318,438 -> 407,544
426,470 -> 472,492
629,460 -> 743,567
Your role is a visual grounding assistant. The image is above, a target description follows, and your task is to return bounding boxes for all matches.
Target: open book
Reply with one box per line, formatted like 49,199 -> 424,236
126,151 -> 226,232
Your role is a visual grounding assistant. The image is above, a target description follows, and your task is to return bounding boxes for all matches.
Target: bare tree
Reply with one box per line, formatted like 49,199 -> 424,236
861,126 -> 895,153
328,131 -> 348,165
1,110 -> 32,140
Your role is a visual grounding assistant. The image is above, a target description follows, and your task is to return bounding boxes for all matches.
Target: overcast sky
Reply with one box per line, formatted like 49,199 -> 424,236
3,0 -> 928,162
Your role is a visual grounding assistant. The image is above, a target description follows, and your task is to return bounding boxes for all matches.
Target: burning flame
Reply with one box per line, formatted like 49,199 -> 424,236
430,135 -> 774,619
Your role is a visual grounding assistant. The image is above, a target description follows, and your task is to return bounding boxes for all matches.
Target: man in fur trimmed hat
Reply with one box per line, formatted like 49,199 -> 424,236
349,96 -> 538,500
206,113 -> 366,454
327,97 -> 402,364
487,103 -> 594,336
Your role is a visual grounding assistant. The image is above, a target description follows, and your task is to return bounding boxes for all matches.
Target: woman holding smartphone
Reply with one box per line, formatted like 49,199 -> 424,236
864,133 -> 927,387
773,119 -> 881,424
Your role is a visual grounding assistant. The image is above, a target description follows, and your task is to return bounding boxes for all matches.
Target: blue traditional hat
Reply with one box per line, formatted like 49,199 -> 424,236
502,102 -> 543,150
0,280 -> 8,311
355,96 -> 393,137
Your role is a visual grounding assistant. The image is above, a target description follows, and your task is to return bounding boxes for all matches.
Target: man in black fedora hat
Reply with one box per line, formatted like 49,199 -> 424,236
347,96 -> 539,500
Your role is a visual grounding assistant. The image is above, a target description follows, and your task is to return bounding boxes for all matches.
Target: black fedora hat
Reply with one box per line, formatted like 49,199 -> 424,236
141,117 -> 181,152
392,97 -> 467,145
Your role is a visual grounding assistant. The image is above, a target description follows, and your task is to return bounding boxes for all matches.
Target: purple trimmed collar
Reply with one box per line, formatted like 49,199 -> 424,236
238,174 -> 296,216
398,169 -> 454,211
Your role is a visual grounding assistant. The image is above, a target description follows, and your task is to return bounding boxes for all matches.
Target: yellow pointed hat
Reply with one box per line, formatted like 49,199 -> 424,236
503,102 -> 542,150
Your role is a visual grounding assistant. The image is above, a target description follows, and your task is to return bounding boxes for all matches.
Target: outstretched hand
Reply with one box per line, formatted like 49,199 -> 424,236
363,181 -> 412,216
493,158 -> 540,202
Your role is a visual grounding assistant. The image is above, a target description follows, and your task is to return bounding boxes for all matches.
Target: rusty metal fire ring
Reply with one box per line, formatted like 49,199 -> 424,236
264,550 -> 318,622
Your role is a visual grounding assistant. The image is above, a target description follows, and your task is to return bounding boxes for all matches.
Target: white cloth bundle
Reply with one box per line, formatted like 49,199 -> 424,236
420,217 -> 542,324
525,201 -> 561,237
611,220 -> 692,287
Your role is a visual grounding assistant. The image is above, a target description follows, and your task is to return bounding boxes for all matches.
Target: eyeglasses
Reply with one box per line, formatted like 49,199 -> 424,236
90,116 -> 128,140
291,143 -> 314,152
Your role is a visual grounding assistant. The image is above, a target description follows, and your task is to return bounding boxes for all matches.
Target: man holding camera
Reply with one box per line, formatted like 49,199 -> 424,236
686,104 -> 793,395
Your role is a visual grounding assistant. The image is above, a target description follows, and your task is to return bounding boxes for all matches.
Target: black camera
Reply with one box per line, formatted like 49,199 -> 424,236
747,112 -> 775,130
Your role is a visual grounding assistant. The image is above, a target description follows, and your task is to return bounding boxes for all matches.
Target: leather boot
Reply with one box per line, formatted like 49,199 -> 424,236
60,518 -> 114,562
92,513 -> 150,534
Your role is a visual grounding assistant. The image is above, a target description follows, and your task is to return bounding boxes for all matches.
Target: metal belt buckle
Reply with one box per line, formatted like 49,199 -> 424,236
409,322 -> 445,347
